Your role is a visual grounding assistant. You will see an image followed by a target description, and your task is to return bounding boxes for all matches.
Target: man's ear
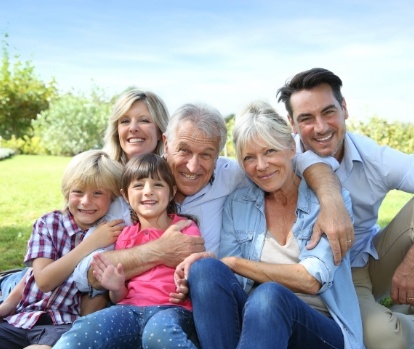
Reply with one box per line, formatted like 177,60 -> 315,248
290,142 -> 296,159
287,115 -> 298,134
341,98 -> 349,121
162,134 -> 168,157
120,188 -> 128,203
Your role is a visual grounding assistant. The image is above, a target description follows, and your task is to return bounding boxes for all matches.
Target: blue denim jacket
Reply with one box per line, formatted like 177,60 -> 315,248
219,180 -> 364,349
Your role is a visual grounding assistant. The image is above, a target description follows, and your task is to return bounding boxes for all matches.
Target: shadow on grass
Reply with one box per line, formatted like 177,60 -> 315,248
0,225 -> 30,271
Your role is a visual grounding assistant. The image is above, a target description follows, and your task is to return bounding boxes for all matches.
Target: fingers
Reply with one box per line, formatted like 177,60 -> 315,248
107,219 -> 125,227
115,263 -> 124,277
308,229 -> 343,265
169,291 -> 188,304
306,228 -> 322,251
172,219 -> 193,231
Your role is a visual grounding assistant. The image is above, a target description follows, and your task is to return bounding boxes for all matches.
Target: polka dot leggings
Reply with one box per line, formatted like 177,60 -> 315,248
53,304 -> 199,349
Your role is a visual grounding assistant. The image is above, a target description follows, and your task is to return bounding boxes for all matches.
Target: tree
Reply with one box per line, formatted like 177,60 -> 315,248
0,35 -> 57,139
32,87 -> 113,156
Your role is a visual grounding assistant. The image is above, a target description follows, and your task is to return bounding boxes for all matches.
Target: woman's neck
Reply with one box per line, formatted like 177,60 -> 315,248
264,174 -> 300,245
265,174 -> 300,205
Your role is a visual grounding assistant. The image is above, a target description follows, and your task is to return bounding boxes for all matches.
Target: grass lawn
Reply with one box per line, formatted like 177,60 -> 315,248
0,155 -> 71,270
0,154 -> 413,271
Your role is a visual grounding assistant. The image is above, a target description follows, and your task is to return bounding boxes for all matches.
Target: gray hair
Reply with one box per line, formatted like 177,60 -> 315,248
233,100 -> 294,168
164,103 -> 227,153
103,88 -> 169,164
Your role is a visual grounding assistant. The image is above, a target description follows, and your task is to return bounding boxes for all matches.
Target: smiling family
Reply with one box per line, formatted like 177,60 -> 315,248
0,68 -> 413,349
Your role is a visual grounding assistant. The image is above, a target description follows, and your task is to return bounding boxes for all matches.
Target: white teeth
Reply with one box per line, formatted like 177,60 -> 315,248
182,173 -> 198,180
142,201 -> 156,205
129,138 -> 144,143
316,134 -> 333,142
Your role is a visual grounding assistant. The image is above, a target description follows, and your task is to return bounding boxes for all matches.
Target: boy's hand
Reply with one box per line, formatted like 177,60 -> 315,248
91,253 -> 125,292
90,219 -> 125,249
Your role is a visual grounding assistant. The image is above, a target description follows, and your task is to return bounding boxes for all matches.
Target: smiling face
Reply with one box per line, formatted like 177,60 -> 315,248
124,176 -> 173,229
242,141 -> 295,193
117,101 -> 161,161
68,186 -> 112,230
288,83 -> 348,162
163,120 -> 219,203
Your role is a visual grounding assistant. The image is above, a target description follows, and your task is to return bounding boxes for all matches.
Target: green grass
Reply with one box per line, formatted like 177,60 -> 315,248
0,155 -> 71,270
0,155 -> 412,271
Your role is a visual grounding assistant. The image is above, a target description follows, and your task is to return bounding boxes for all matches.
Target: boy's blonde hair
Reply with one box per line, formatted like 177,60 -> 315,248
61,150 -> 123,209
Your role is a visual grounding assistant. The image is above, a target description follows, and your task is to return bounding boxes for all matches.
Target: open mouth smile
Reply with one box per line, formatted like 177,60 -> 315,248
314,133 -> 334,142
128,138 -> 145,144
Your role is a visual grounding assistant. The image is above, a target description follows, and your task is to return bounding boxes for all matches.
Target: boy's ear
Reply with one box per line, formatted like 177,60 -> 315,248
120,188 -> 129,203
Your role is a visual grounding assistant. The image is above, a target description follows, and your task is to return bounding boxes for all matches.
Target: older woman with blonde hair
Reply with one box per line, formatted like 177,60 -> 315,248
178,100 -> 364,349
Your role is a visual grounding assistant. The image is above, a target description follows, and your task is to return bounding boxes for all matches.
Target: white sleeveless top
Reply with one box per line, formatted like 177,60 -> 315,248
259,230 -> 330,317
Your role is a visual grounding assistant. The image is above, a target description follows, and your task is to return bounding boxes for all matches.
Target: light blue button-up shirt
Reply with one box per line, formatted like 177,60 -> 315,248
295,132 -> 414,267
219,180 -> 364,349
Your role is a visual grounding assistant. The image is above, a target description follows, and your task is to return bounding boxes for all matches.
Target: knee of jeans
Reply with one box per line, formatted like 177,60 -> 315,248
142,310 -> 194,348
188,258 -> 221,286
363,310 -> 408,349
248,283 -> 287,313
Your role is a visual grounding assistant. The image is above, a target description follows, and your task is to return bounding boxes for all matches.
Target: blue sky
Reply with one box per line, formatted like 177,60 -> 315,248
2,0 -> 414,122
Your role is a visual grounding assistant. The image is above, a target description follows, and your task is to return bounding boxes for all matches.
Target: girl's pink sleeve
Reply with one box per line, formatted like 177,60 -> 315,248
183,221 -> 202,237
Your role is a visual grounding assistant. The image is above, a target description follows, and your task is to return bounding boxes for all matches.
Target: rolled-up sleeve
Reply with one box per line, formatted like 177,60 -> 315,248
73,247 -> 113,293
300,252 -> 336,293
295,151 -> 340,176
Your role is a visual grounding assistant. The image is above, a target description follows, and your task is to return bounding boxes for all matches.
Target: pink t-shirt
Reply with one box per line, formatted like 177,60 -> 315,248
115,214 -> 201,311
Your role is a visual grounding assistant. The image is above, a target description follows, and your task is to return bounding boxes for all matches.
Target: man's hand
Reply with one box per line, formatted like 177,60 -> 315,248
307,196 -> 354,265
391,247 -> 414,305
156,220 -> 205,268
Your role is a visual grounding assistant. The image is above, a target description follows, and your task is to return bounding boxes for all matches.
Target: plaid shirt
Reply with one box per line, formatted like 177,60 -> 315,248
6,210 -> 87,329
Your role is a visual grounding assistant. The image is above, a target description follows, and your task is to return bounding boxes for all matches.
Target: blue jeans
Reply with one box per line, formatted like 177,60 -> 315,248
188,258 -> 344,349
53,304 -> 199,349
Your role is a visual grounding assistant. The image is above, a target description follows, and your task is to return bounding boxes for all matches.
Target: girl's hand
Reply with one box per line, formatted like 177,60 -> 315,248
169,278 -> 189,304
89,219 -> 125,249
91,253 -> 125,292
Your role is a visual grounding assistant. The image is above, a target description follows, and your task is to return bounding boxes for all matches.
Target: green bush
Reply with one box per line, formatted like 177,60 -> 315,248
348,117 -> 414,154
1,135 -> 46,155
32,88 -> 113,156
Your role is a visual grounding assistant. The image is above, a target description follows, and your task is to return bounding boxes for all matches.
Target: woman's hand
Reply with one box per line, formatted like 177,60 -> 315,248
170,251 -> 216,304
